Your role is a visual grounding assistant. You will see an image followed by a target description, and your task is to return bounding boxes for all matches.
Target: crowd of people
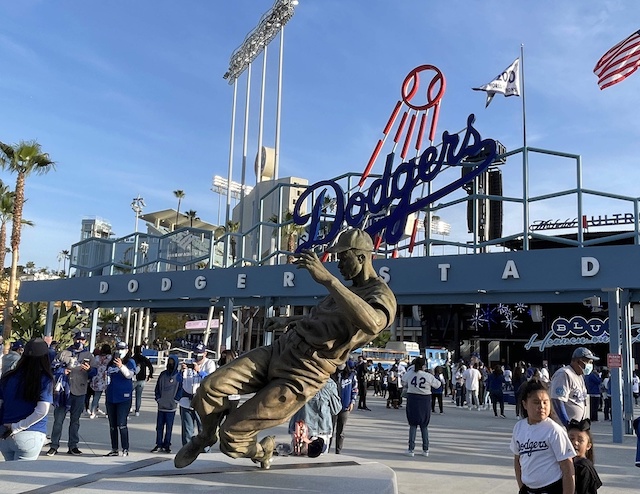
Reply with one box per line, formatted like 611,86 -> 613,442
0,334 -> 225,460
2,332 -> 639,492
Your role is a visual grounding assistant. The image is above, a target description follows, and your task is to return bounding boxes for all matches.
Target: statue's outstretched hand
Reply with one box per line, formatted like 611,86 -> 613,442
264,316 -> 290,331
295,249 -> 333,285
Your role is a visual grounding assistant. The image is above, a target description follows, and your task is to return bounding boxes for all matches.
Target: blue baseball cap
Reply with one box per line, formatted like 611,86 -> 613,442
193,343 -> 206,354
11,340 -> 24,351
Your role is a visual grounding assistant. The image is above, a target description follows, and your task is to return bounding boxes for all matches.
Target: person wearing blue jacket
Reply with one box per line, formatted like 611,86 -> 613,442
0,338 -> 53,461
104,342 -> 136,457
330,360 -> 358,454
152,355 -> 180,453
584,370 -> 602,422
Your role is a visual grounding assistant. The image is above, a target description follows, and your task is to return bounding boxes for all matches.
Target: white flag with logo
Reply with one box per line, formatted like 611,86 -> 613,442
473,58 -> 520,108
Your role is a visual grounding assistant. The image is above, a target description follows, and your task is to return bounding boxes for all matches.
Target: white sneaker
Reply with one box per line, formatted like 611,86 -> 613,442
89,413 -> 96,419
135,412 -> 140,417
422,450 -> 429,457
404,450 -> 414,457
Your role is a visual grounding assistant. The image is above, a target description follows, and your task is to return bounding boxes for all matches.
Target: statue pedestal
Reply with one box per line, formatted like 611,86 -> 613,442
136,453 -> 397,493
0,451 -> 396,493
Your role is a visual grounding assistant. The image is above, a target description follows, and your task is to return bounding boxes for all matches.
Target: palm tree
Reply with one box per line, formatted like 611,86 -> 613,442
269,210 -> 306,263
0,180 -> 13,275
185,210 -> 199,228
0,140 -> 55,340
0,187 -> 33,277
57,249 -> 70,276
173,190 -> 185,230
25,261 -> 35,274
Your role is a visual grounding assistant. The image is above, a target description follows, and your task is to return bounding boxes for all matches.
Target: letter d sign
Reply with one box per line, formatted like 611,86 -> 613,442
99,281 -> 109,294
581,257 -> 599,277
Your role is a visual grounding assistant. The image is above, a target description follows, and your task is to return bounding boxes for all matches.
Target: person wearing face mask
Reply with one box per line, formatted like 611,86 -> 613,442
47,331 -> 95,457
175,343 -> 216,446
550,347 -> 599,427
151,355 -> 180,453
103,341 -> 137,457
192,343 -> 217,375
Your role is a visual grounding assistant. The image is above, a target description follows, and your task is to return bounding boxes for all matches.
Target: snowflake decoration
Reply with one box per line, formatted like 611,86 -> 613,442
502,312 -> 522,333
480,307 -> 494,325
468,309 -> 488,330
496,303 -> 511,316
500,306 -> 513,320
514,303 -> 528,314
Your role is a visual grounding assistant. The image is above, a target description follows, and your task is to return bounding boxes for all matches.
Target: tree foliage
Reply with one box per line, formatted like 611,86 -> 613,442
10,302 -> 89,348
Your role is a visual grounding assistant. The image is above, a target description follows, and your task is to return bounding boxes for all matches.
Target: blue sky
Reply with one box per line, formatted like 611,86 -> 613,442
0,0 -> 638,270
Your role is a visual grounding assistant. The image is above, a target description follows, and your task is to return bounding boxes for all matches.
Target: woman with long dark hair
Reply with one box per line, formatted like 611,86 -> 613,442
0,338 -> 53,461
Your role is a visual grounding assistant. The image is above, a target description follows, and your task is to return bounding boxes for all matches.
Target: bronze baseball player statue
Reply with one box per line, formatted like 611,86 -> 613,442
174,228 -> 397,469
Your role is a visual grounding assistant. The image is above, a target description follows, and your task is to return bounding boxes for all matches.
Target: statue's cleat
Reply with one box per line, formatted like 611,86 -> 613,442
252,435 -> 276,470
174,435 -> 209,468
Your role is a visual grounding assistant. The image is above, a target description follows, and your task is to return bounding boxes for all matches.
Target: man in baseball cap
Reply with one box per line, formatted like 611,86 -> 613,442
550,347 -> 599,426
48,330 -> 94,457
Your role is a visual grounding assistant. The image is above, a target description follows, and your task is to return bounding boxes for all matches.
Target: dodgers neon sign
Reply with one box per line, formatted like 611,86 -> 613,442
292,65 -> 498,251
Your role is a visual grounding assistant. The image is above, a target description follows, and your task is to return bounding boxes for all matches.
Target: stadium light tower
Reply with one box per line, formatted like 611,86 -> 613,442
221,0 -> 299,228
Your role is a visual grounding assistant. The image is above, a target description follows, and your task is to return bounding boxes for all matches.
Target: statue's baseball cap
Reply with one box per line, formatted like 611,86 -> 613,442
572,347 -> 599,361
327,229 -> 374,253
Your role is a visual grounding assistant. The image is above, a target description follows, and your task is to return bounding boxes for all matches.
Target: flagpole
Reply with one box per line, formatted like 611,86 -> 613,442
520,44 -> 527,148
520,43 -> 529,250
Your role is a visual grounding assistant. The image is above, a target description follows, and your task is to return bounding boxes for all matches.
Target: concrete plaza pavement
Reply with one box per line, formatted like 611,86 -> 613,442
0,385 -> 638,493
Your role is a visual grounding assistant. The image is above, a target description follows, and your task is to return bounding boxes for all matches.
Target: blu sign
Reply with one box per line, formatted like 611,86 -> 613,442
293,114 -> 498,251
524,316 -> 640,351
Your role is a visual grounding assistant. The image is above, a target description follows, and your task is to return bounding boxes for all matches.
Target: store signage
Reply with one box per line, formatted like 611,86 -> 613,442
524,315 -> 640,351
185,319 -> 220,330
607,353 -> 622,368
530,213 -> 636,231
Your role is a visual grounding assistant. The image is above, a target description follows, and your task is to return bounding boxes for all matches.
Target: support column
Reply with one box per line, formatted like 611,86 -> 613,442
44,301 -> 56,338
143,307 -> 151,346
224,298 -> 234,352
607,288 -> 623,443
620,290 -> 635,435
89,308 -> 99,353
203,304 -> 215,347
124,308 -> 131,348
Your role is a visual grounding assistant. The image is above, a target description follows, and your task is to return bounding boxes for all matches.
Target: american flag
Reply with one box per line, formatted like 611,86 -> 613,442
594,30 -> 640,90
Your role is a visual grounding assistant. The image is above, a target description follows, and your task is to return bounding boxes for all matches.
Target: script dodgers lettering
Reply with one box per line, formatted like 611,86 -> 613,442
293,114 -> 498,251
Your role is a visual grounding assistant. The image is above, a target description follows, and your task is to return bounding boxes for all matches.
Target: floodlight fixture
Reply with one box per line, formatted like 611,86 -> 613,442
223,0 -> 299,83
212,175 -> 253,200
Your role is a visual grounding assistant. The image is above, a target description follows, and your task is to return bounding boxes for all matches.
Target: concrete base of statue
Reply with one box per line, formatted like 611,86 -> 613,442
0,451 -> 396,494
